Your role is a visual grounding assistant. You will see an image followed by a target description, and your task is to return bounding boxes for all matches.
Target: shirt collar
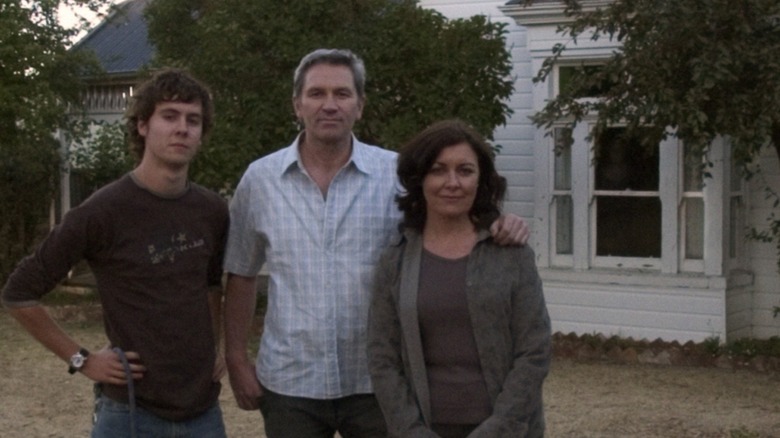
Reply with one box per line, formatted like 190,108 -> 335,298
279,132 -> 371,177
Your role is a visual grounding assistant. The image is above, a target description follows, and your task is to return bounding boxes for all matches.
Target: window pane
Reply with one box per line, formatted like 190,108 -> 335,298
596,197 -> 662,257
729,197 -> 742,259
554,128 -> 572,190
684,198 -> 704,260
555,195 -> 573,255
558,65 -> 611,98
595,128 -> 659,191
683,151 -> 704,192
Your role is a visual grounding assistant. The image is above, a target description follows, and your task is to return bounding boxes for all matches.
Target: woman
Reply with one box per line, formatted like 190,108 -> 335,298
368,119 -> 551,438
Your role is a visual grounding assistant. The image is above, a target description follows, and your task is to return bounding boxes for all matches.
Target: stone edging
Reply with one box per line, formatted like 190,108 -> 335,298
553,332 -> 780,373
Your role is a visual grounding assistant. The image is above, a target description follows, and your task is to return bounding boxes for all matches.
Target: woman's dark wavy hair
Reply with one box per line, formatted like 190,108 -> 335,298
125,68 -> 214,161
396,119 -> 507,232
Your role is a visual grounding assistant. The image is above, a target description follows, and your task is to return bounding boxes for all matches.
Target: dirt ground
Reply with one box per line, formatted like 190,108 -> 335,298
2,308 -> 779,438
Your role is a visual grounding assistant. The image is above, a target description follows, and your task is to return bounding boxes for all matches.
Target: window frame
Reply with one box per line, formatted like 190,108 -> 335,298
535,61 -> 741,275
545,118 -> 703,272
564,121 -> 672,271
533,53 -> 742,277
680,145 -> 706,272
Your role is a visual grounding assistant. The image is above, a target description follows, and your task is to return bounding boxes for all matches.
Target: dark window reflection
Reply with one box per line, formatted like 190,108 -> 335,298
595,128 -> 661,258
596,197 -> 662,258
595,128 -> 659,191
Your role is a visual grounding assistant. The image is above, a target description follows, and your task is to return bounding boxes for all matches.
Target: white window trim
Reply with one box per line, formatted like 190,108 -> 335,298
530,46 -> 736,276
536,116 -> 733,276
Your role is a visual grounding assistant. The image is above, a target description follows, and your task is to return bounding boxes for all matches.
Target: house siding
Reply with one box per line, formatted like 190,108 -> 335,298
727,279 -> 754,340
747,147 -> 780,338
547,284 -> 726,342
538,269 -> 751,343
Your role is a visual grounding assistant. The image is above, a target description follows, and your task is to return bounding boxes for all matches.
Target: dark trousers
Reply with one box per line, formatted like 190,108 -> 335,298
259,386 -> 387,438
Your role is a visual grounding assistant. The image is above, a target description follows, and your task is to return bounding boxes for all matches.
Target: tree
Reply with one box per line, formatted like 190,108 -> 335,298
0,0 -> 103,282
144,0 -> 515,192
527,0 -> 780,273
70,121 -> 134,194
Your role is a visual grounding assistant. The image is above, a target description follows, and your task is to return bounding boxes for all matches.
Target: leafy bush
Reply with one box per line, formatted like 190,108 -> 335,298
145,0 -> 515,192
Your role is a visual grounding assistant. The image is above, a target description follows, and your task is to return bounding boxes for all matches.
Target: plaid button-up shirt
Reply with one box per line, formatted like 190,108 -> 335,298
224,135 -> 402,398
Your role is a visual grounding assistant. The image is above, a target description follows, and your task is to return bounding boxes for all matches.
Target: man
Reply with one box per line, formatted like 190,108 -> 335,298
223,49 -> 529,437
1,69 -> 229,437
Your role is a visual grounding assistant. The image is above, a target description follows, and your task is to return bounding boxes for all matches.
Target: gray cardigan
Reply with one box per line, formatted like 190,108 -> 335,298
367,229 -> 552,438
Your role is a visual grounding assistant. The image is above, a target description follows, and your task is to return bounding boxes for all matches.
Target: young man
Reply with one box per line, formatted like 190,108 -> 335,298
223,49 -> 529,438
1,69 -> 229,437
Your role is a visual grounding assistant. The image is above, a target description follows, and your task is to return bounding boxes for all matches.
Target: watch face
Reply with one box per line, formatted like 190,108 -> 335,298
68,349 -> 89,374
71,355 -> 85,368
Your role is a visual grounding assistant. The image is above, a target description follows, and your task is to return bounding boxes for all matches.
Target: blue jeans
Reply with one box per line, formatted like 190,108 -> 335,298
91,396 -> 226,438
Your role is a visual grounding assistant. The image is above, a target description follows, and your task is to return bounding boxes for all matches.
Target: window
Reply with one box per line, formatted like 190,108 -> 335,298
557,64 -> 612,98
594,128 -> 661,259
552,128 -> 573,256
681,146 -> 704,270
548,122 -> 669,270
728,157 -> 744,262
533,61 -> 741,275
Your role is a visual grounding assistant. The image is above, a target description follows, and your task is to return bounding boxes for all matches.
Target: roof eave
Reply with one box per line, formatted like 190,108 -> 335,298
500,0 -> 614,27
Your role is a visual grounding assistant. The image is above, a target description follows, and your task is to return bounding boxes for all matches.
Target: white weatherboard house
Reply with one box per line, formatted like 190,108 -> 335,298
419,0 -> 780,343
75,0 -> 780,343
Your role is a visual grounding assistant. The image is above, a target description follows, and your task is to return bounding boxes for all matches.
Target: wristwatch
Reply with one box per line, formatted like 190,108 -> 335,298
68,348 -> 90,374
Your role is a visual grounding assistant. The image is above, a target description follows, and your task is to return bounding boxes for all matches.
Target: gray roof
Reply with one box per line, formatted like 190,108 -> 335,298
73,0 -> 154,76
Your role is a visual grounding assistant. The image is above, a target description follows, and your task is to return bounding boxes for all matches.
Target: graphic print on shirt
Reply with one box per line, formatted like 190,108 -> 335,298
147,232 -> 205,264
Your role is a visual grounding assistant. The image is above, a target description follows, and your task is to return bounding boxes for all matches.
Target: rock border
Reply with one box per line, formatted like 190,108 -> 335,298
553,332 -> 780,373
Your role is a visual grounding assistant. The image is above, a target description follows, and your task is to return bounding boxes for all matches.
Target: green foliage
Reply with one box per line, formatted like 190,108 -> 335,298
0,0 -> 104,284
701,336 -> 780,358
144,0 -> 515,192
702,336 -> 722,356
70,121 -> 134,193
530,0 -> 780,164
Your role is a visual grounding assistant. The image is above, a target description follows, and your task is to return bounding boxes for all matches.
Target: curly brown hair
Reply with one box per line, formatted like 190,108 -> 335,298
125,68 -> 214,160
396,119 -> 507,232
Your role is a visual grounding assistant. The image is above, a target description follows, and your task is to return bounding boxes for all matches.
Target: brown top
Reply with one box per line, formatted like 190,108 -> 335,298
2,174 -> 229,421
417,249 -> 492,425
